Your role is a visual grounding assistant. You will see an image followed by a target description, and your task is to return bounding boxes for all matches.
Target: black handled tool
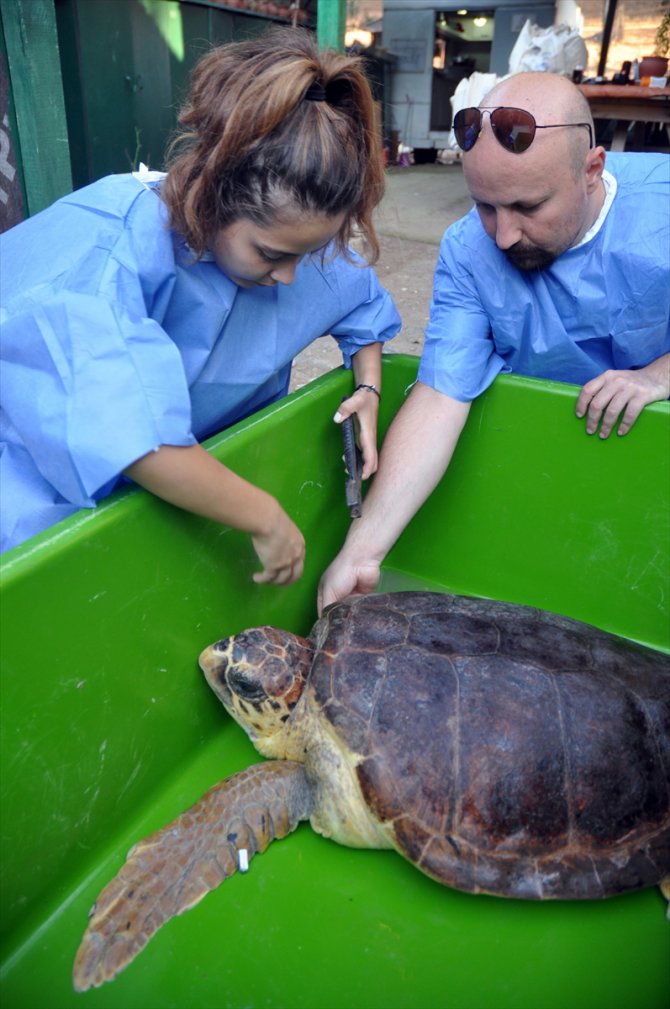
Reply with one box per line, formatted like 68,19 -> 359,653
341,410 -> 363,518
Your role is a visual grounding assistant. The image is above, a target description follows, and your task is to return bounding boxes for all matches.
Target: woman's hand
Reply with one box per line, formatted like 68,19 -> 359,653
333,385 -> 380,479
251,507 -> 305,585
125,443 -> 305,585
333,343 -> 383,479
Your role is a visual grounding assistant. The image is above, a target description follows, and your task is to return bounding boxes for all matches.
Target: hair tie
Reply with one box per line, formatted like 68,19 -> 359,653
304,82 -> 327,102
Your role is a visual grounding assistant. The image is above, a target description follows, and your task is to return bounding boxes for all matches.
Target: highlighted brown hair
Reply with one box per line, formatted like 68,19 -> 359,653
162,27 -> 384,262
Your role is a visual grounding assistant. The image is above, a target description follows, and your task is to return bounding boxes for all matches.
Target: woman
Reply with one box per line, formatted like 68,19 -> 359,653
0,27 -> 400,582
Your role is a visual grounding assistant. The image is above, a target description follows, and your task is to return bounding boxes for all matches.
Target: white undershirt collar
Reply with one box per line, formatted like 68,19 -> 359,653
572,169 -> 616,250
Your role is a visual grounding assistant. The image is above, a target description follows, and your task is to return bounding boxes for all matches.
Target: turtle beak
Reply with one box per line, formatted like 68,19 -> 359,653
198,639 -> 265,743
198,640 -> 233,700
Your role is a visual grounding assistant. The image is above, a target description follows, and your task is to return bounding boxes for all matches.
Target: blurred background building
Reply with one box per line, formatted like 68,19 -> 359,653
1,0 -> 668,231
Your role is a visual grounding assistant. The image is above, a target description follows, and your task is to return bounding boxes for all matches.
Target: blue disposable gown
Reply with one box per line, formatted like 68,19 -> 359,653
418,152 -> 670,401
0,174 -> 400,552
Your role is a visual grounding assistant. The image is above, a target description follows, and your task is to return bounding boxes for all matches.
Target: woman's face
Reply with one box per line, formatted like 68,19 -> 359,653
210,210 -> 347,288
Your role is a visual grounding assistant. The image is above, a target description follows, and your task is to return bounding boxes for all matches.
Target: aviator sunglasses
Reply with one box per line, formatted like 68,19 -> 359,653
453,106 -> 594,154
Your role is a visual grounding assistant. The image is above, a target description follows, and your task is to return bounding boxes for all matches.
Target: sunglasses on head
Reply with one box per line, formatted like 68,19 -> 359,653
453,106 -> 594,154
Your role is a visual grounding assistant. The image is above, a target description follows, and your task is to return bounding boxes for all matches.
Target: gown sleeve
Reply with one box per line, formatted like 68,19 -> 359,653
324,251 -> 402,367
417,225 -> 508,401
1,283 -> 195,509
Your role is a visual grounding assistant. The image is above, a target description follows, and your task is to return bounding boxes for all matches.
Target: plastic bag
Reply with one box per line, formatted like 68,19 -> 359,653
508,18 -> 588,76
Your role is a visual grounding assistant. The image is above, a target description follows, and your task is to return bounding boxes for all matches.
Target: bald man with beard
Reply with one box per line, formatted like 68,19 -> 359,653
319,72 -> 669,612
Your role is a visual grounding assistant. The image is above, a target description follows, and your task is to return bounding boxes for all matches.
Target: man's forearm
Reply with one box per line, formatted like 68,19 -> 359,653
643,352 -> 670,395
343,382 -> 471,563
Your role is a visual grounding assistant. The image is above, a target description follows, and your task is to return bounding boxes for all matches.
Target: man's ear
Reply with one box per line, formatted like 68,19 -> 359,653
585,145 -> 606,193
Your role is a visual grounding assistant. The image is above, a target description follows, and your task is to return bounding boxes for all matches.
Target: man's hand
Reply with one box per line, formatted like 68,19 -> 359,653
576,354 -> 670,438
317,551 -> 380,615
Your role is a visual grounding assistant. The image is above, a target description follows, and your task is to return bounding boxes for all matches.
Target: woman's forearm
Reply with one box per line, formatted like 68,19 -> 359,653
125,443 -> 305,584
351,342 -> 382,390
124,443 -> 280,533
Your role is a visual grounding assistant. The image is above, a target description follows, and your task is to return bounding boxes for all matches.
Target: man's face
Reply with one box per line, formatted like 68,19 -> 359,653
463,137 -> 592,272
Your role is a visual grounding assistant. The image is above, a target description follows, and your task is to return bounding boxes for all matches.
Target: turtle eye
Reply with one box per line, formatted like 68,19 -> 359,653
227,668 -> 267,703
211,637 -> 232,653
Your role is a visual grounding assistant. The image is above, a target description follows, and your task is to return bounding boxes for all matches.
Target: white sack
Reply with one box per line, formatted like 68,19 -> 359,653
508,18 -> 588,76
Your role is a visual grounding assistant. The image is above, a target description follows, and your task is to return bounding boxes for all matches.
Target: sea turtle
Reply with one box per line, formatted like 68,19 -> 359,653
73,591 -> 670,991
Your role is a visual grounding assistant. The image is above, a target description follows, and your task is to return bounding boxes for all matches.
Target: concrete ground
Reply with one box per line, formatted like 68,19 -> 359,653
289,162 -> 473,389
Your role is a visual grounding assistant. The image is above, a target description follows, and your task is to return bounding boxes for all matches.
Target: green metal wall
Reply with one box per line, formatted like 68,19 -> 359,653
1,0 -> 347,217
55,0 -> 299,190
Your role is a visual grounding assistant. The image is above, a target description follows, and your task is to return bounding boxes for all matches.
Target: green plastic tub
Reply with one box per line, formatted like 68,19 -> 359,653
1,355 -> 669,1009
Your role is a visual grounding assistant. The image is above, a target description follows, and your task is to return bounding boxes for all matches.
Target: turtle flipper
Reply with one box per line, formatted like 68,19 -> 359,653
73,760 -> 312,992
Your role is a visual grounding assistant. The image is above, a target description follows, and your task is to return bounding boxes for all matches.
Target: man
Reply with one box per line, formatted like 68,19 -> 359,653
319,72 -> 669,612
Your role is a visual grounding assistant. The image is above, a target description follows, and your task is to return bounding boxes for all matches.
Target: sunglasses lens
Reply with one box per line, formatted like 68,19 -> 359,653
453,108 -> 481,152
489,108 -> 536,153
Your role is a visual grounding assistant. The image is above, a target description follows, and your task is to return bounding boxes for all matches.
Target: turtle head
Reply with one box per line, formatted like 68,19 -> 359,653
198,627 -> 313,757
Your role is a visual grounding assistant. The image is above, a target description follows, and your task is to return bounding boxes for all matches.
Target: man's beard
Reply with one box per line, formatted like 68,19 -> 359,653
505,242 -> 557,272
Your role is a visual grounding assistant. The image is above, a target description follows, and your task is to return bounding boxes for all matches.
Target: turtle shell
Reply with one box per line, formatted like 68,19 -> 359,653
308,592 -> 670,900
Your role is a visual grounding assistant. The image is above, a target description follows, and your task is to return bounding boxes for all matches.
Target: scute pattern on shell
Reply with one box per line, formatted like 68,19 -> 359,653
310,592 -> 670,899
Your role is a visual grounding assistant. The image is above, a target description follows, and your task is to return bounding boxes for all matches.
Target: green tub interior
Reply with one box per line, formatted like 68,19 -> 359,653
1,355 -> 669,1009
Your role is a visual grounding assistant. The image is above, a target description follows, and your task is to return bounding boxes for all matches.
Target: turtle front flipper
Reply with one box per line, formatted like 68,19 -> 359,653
73,759 -> 312,992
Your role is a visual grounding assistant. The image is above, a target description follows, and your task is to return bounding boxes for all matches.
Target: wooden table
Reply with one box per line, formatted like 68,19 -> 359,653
578,83 -> 670,151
